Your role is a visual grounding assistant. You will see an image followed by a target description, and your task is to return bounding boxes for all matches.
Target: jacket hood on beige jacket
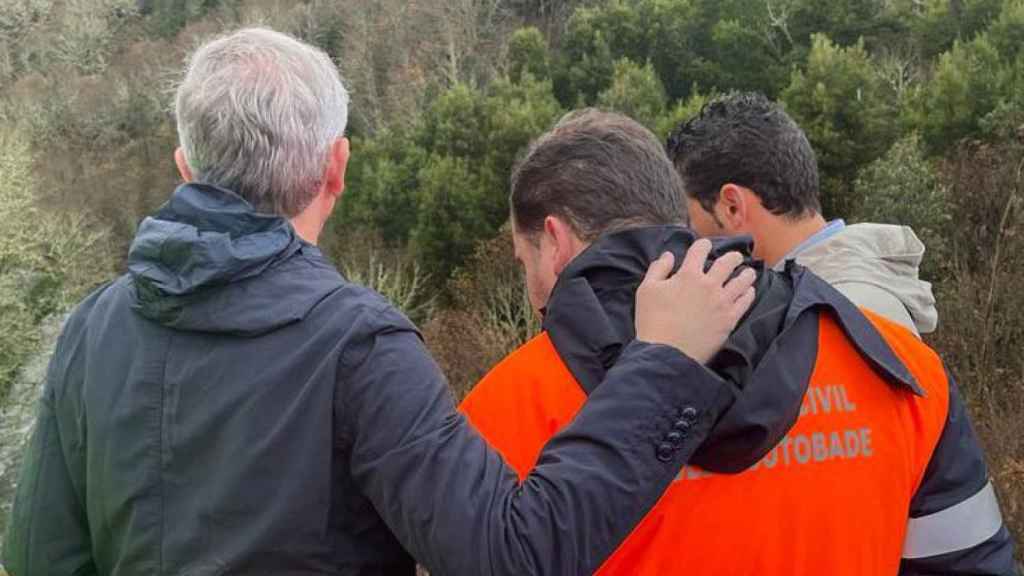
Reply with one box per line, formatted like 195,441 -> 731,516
779,223 -> 938,336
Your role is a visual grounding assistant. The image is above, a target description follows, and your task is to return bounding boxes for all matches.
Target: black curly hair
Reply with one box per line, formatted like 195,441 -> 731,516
666,92 -> 821,218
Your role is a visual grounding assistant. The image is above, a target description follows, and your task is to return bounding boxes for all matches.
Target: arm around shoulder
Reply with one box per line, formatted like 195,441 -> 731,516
338,305 -> 734,575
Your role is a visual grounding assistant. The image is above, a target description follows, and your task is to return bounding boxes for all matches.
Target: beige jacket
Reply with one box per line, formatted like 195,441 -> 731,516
780,223 -> 938,336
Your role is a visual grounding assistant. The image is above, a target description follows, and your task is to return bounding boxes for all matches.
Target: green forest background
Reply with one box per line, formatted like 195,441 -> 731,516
0,0 -> 1022,563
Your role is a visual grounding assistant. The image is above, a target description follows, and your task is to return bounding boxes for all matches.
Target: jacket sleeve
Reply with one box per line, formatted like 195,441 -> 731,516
2,329 -> 96,576
899,371 -> 1018,575
338,305 -> 734,576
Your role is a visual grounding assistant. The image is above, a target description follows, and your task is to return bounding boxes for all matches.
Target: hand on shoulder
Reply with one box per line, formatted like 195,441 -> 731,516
635,239 -> 756,364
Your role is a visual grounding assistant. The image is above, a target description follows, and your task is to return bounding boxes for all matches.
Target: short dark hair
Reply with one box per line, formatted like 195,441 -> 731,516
510,109 -> 686,241
666,92 -> 821,218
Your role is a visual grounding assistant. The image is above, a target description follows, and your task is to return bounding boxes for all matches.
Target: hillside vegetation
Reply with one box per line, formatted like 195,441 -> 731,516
0,0 -> 1021,561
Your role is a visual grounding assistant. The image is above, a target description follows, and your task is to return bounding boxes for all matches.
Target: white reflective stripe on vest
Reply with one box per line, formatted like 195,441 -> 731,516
902,480 -> 1003,559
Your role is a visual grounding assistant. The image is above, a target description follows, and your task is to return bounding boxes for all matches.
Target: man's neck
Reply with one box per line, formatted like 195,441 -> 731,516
759,212 -> 828,267
289,211 -> 322,245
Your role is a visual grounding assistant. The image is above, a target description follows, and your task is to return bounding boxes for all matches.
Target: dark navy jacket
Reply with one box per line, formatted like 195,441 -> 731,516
2,185 -> 735,576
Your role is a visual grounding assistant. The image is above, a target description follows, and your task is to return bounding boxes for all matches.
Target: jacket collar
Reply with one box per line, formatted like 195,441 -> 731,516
542,225 -> 922,398
542,226 -> 737,394
542,226 -> 923,473
775,218 -> 846,269
783,260 -> 922,394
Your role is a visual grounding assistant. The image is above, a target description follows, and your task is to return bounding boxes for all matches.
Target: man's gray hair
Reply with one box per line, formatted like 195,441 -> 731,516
175,27 -> 349,217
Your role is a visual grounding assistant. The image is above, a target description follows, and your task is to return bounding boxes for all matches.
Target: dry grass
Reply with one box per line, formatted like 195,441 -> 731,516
927,139 -> 1024,561
328,234 -> 437,327
423,227 -> 539,399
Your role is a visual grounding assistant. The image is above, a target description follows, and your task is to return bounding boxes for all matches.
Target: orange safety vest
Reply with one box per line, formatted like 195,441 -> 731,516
460,310 -> 950,575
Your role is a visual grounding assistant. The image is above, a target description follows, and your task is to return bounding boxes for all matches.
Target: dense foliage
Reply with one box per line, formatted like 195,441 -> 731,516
0,0 -> 1021,562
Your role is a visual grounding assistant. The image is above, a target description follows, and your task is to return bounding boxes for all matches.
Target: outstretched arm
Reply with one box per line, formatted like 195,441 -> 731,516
343,241 -> 756,575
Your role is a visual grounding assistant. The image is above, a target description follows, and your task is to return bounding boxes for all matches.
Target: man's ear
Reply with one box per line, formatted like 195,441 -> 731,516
174,147 -> 194,182
543,215 -> 584,275
323,137 -> 351,200
716,183 -> 751,233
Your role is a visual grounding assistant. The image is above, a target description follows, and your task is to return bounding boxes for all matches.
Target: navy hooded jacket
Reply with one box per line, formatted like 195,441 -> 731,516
2,184 -> 736,576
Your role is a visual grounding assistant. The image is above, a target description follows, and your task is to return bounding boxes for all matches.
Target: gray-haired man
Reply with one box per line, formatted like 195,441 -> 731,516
3,28 -> 754,575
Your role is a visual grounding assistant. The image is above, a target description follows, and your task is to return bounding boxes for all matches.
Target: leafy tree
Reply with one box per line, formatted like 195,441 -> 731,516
408,77 -> 563,280
553,0 -> 810,104
782,34 -> 898,217
0,129 -> 114,398
412,155 -> 495,281
141,0 -> 225,38
706,18 -> 789,98
507,0 -> 588,24
853,134 -> 951,279
553,14 -> 617,106
979,52 -> 1024,139
481,76 -> 565,191
333,131 -> 427,245
982,0 -> 1024,60
912,35 -> 1002,153
911,0 -> 1004,60
597,58 -> 667,131
555,0 -> 710,104
984,0 -> 1024,122
0,0 -> 134,80
654,88 -> 717,143
5,43 -> 181,253
636,0 -> 708,101
416,83 -> 492,161
906,1 -> 1024,152
787,0 -> 907,51
289,0 -> 348,60
507,26 -> 550,82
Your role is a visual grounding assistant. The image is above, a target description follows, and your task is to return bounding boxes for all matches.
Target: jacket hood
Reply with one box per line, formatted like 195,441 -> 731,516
543,225 -> 921,473
542,226 -> 766,391
127,183 -> 333,336
792,223 -> 938,334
